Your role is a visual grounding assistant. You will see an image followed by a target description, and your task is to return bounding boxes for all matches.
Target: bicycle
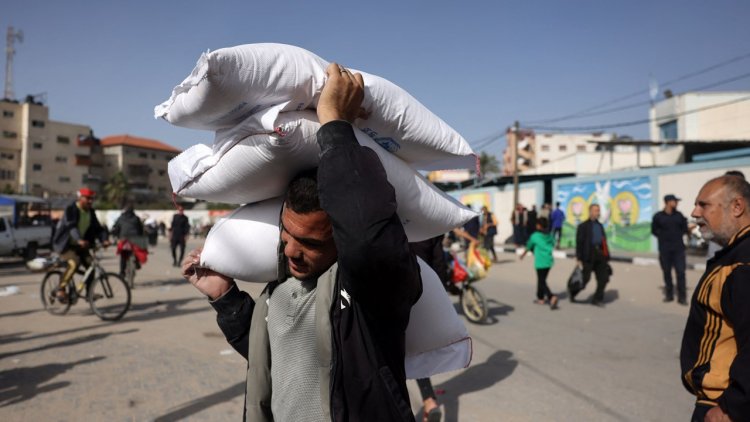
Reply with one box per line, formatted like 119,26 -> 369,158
40,246 -> 131,321
117,238 -> 145,290
447,242 -> 489,324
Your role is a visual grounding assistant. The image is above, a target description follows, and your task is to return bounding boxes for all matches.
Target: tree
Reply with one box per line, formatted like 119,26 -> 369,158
103,172 -> 130,208
478,151 -> 500,177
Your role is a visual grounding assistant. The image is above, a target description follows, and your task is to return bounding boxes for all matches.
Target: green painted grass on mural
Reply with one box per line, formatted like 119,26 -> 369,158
557,221 -> 651,253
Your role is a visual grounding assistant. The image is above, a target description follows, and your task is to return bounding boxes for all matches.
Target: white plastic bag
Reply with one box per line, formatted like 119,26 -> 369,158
155,43 -> 475,170
406,257 -> 472,379
170,111 -> 477,242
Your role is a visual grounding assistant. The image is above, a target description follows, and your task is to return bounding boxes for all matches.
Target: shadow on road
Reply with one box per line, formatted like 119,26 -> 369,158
136,278 -> 188,289
453,299 -> 515,326
124,297 -> 210,323
569,289 -> 620,306
432,350 -> 518,422
154,381 -> 245,422
0,309 -> 43,319
0,329 -> 138,360
0,356 -> 105,407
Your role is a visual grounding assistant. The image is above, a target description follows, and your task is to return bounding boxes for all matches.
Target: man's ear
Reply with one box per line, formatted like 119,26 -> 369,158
731,197 -> 747,218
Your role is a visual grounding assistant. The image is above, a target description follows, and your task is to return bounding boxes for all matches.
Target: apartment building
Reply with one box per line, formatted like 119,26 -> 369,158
101,135 -> 180,202
502,128 -> 615,175
0,97 -> 102,197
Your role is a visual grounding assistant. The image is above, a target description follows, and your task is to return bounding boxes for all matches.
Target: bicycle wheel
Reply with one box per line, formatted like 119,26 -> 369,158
461,284 -> 488,324
40,271 -> 72,315
124,255 -> 136,289
88,272 -> 131,321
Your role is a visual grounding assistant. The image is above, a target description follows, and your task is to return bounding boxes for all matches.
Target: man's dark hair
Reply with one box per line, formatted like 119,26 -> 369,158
286,168 -> 322,213
725,170 -> 746,179
555,201 -> 560,207
537,217 -> 549,231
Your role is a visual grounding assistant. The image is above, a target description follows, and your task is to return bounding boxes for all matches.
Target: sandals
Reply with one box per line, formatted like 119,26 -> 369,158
549,295 -> 559,310
55,287 -> 68,304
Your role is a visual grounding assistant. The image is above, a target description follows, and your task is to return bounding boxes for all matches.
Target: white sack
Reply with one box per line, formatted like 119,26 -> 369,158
200,197 -> 282,283
406,257 -> 472,379
201,207 -> 471,377
170,111 -> 477,242
155,43 -> 475,170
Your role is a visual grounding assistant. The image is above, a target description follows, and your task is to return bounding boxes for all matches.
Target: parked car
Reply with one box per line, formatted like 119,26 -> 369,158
0,195 -> 53,259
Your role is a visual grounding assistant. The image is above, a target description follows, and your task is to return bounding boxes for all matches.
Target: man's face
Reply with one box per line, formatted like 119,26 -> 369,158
589,204 -> 600,221
665,199 -> 678,211
691,181 -> 734,246
280,205 -> 337,281
78,195 -> 93,210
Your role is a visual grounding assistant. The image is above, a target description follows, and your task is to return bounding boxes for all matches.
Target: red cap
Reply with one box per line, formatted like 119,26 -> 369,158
78,188 -> 96,198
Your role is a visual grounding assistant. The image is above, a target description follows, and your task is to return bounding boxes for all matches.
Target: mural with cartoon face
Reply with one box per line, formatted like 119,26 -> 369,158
556,176 -> 653,252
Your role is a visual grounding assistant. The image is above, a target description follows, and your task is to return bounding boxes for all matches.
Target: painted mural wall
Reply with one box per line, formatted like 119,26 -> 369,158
555,176 -> 654,252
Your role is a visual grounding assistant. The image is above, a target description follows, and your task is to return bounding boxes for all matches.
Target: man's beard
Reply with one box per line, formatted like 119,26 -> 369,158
696,218 -> 732,246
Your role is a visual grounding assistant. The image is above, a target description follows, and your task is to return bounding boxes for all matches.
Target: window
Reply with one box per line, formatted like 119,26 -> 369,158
0,152 -> 14,160
0,169 -> 14,180
2,110 -> 13,118
55,156 -> 67,163
3,131 -> 17,139
32,164 -> 42,171
57,136 -> 70,144
541,159 -> 550,164
540,145 -> 550,152
151,153 -> 156,159
0,218 -> 5,232
138,152 -> 148,158
559,145 -> 567,152
659,120 -> 678,140
577,145 -> 586,152
59,176 -> 70,183
32,120 -> 45,128
32,143 -> 43,149
158,170 -> 166,176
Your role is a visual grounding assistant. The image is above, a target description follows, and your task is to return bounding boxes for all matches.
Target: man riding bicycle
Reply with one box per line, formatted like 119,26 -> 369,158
51,188 -> 110,302
111,203 -> 146,277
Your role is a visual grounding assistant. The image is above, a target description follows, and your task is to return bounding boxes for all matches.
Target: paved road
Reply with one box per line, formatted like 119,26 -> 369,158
0,238 -> 700,421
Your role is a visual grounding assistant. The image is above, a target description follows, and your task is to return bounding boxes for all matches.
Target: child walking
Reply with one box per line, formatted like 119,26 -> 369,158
520,217 -> 559,309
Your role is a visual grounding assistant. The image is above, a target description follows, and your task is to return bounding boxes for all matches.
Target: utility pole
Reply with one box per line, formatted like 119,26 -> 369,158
5,26 -> 23,100
512,120 -> 520,209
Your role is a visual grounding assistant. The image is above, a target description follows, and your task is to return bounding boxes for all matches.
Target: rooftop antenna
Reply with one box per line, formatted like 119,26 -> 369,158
5,26 -> 23,100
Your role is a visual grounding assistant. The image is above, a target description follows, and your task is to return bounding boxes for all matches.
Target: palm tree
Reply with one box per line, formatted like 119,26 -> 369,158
103,171 -> 130,208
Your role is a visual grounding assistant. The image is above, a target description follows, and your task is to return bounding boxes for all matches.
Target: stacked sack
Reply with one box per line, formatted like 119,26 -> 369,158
157,43 -> 474,377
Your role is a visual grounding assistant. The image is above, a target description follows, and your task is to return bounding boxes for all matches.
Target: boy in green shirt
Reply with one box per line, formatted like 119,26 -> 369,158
520,217 -> 559,309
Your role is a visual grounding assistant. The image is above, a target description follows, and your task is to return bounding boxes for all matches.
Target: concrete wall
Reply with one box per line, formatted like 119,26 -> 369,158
449,182 -> 544,243
650,92 -> 750,140
553,156 -> 750,253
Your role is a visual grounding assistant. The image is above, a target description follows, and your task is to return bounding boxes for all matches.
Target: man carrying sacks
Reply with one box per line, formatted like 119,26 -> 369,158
181,63 -> 422,421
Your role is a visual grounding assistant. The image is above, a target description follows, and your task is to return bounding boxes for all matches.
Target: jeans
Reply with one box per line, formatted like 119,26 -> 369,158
659,248 -> 687,301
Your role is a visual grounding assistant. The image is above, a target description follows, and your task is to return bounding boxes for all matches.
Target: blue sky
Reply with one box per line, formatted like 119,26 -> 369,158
5,1 -> 750,158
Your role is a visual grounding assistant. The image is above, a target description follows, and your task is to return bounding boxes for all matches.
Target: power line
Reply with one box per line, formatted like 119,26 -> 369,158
526,51 -> 750,124
539,71 -> 750,121
470,132 -> 506,152
526,94 -> 750,132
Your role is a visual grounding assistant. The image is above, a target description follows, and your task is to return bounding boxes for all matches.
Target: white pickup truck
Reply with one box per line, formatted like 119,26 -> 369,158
0,195 -> 53,259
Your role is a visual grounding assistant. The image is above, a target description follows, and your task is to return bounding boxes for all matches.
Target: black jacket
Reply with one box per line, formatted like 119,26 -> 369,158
575,219 -> 610,263
681,225 -> 750,420
111,210 -> 143,240
651,210 -> 688,251
211,121 -> 422,421
52,201 -> 108,253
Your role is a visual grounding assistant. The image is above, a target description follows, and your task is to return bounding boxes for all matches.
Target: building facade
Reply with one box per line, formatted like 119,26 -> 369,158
650,91 -> 750,141
101,135 -> 180,203
0,98 -> 102,197
502,128 -> 615,176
